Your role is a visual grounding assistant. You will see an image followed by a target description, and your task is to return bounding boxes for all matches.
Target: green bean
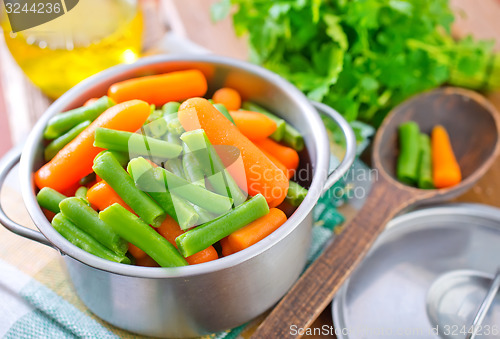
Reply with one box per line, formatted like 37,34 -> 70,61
156,166 -> 233,214
181,130 -> 247,207
146,108 -> 161,124
44,96 -> 115,139
166,132 -> 181,145
142,118 -> 168,138
167,118 -> 185,136
93,152 -> 166,227
162,102 -> 181,115
99,204 -> 187,267
52,213 -> 130,264
191,204 -> 216,224
164,158 -> 185,178
75,186 -> 88,200
182,145 -> 205,187
418,134 -> 434,189
285,181 -> 308,207
282,124 -> 304,151
44,120 -> 91,161
127,158 -> 199,230
242,101 -> 286,141
94,128 -> 182,159
397,121 -> 420,185
213,103 -> 235,124
36,187 -> 67,213
95,150 -> 129,167
59,197 -> 128,255
176,194 -> 269,257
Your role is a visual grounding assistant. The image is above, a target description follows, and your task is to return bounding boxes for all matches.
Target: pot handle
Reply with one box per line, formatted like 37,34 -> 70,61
0,147 -> 54,248
311,101 -> 357,193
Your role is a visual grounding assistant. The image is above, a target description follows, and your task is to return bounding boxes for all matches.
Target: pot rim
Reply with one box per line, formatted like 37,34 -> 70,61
21,54 -> 331,278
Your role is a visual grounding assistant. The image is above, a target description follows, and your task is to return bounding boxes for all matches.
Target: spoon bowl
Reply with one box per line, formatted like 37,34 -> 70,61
252,87 -> 500,338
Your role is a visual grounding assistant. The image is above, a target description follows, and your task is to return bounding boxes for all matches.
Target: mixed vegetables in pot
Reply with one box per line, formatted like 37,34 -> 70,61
35,69 -> 309,268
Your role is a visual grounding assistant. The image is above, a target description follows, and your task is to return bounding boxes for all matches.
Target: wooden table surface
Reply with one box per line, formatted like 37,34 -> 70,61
1,0 -> 500,338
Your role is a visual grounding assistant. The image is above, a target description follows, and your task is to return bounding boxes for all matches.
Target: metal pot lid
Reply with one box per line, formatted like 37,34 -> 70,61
332,203 -> 500,339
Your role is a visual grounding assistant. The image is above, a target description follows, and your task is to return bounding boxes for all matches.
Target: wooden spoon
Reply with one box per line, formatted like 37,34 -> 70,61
251,87 -> 500,338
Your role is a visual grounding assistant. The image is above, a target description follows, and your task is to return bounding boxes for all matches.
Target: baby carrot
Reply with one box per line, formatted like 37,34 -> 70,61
135,255 -> 160,267
86,181 -> 135,214
261,149 -> 291,179
255,138 -> 299,177
128,244 -> 147,260
178,98 -> 289,208
221,208 -> 287,255
35,100 -> 150,193
397,121 -> 420,185
158,216 -> 218,265
83,98 -> 99,106
431,125 -> 462,188
212,87 -> 242,111
241,102 -> 286,141
108,70 -> 208,106
229,110 -> 277,140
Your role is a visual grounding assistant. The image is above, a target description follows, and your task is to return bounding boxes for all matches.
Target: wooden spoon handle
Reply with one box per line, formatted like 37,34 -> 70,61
251,177 -> 414,338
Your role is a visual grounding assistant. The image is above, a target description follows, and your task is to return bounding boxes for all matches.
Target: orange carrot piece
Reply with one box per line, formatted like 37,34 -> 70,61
83,98 -> 99,107
86,181 -> 147,259
212,88 -> 242,110
35,100 -> 150,193
221,208 -> 287,255
262,150 -> 292,179
178,98 -> 289,208
158,215 -> 218,265
86,181 -> 135,214
431,125 -> 462,188
229,110 -> 277,140
108,70 -> 208,106
128,244 -> 148,260
255,138 -> 299,177
135,255 -> 160,267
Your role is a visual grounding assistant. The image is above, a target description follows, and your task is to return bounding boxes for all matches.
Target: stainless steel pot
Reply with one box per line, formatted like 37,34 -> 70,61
0,55 -> 356,338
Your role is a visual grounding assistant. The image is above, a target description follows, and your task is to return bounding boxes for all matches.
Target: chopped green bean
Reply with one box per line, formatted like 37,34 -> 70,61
182,145 -> 205,187
95,150 -> 129,167
93,152 -> 166,227
213,103 -> 235,124
162,102 -> 181,115
164,158 -> 185,178
418,134 -> 434,189
176,194 -> 269,257
242,101 -> 286,141
127,158 -> 199,230
156,166 -> 233,215
44,120 -> 91,161
59,197 -> 128,255
94,128 -> 182,159
285,181 -> 308,207
52,213 -> 130,264
397,121 -> 420,185
142,118 -> 169,139
282,124 -> 304,151
37,187 -> 67,213
75,186 -> 88,200
166,132 -> 181,145
44,96 -> 115,139
181,130 -> 247,207
167,118 -> 184,136
99,204 -> 187,267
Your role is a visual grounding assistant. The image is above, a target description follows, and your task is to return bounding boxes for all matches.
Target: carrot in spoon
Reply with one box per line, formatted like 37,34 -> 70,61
178,98 -> 289,208
158,215 -> 218,265
255,138 -> 299,177
108,70 -> 208,106
229,110 -> 277,140
221,208 -> 287,256
431,125 -> 461,188
35,100 -> 150,193
212,87 -> 241,110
